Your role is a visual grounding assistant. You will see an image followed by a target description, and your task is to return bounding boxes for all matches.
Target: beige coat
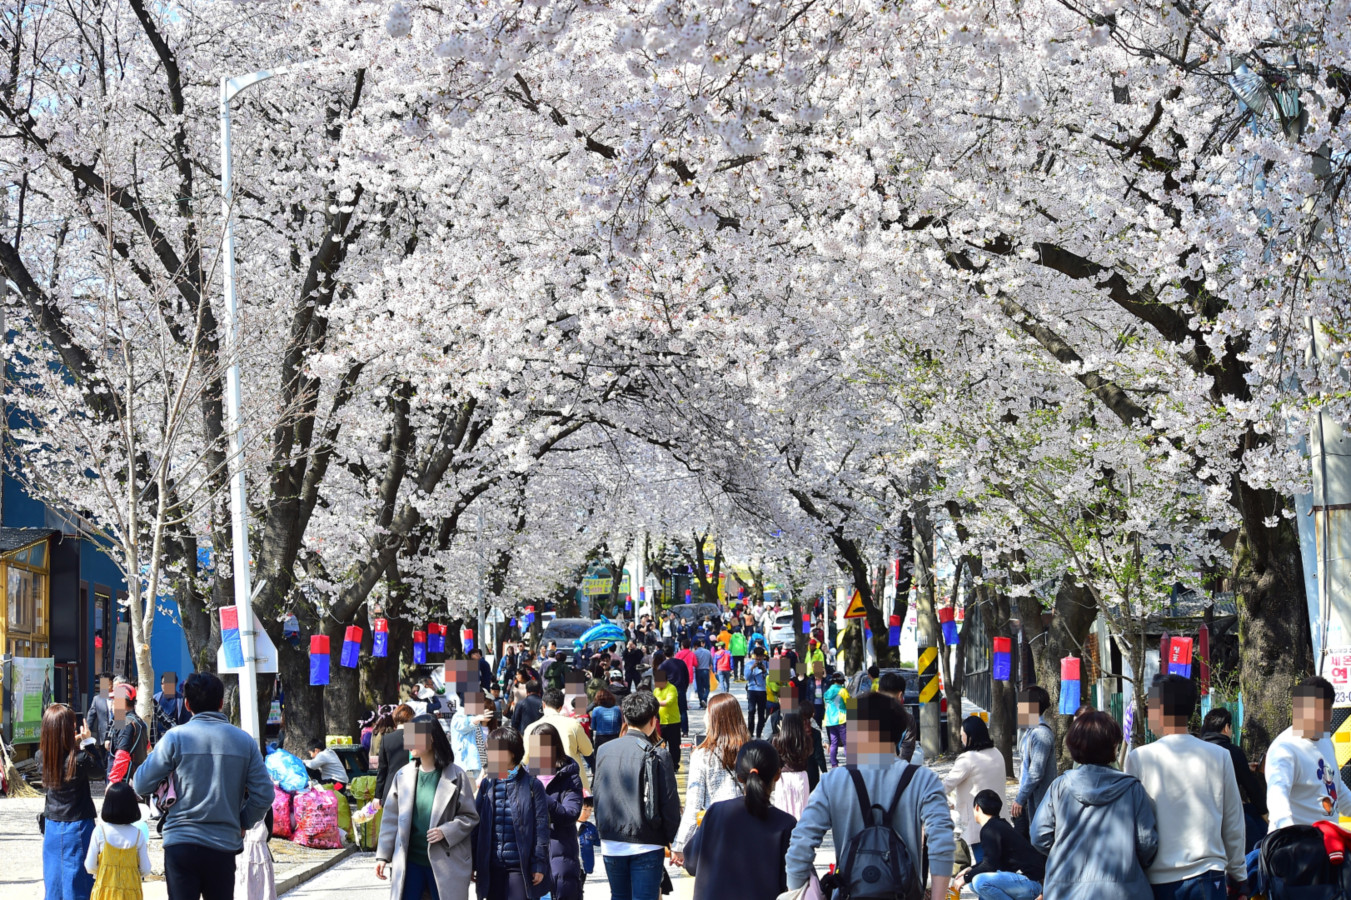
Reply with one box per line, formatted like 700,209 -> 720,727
942,746 -> 1007,845
522,709 -> 595,792
376,762 -> 479,900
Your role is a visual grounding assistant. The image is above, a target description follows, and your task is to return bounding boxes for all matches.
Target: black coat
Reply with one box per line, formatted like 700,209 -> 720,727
684,798 -> 795,900
542,761 -> 584,900
472,771 -> 552,899
375,729 -> 406,803
512,695 -> 544,733
1202,731 -> 1267,816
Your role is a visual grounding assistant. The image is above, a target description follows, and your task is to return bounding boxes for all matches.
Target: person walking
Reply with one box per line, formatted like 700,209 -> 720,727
1264,675 -> 1351,829
786,691 -> 954,900
377,704 -> 416,805
375,715 -> 480,900
1200,707 -> 1267,852
452,692 -> 497,786
622,641 -> 645,692
729,629 -> 747,682
713,644 -> 732,694
693,641 -> 714,709
588,689 -> 623,754
471,727 -> 552,900
151,672 -> 190,743
1123,674 -> 1246,900
41,703 -> 103,900
670,641 -> 696,736
770,710 -> 813,820
745,648 -> 769,739
1012,686 -> 1056,835
651,667 -> 684,772
84,781 -> 151,900
671,693 -> 749,865
822,672 -> 850,768
682,741 -> 797,900
952,790 -> 1045,900
943,716 -> 1008,865
511,681 -> 545,734
530,725 -> 584,900
521,688 -> 595,793
1031,711 -> 1158,900
592,692 -> 681,900
131,672 -> 273,900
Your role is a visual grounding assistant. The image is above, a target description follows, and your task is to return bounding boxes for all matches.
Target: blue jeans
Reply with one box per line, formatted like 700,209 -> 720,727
403,860 -> 441,900
971,871 -> 1042,900
695,670 -> 711,706
604,849 -> 665,900
717,670 -> 731,693
1150,870 -> 1227,900
44,818 -> 96,900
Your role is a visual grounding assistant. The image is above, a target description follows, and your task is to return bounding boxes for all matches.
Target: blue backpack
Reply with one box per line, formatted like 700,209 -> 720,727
828,765 -> 924,900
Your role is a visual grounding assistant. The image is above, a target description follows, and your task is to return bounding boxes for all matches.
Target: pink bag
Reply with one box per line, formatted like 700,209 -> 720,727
271,785 -> 293,839
291,787 -> 342,849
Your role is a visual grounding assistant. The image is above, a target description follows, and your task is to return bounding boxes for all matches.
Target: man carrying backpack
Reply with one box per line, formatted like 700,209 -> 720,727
785,691 -> 954,900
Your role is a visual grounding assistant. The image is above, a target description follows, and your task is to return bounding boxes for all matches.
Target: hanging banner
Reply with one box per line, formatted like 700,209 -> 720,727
992,637 -> 1011,681
10,656 -> 54,743
427,623 -> 446,655
1168,636 -> 1194,678
625,594 -> 632,612
938,606 -> 959,645
802,612 -> 811,635
340,626 -> 362,668
372,618 -> 389,658
888,614 -> 902,647
309,635 -> 330,686
462,628 -> 474,653
1059,656 -> 1081,714
220,606 -> 245,670
685,589 -> 692,604
1198,624 -> 1210,694
413,630 -> 427,665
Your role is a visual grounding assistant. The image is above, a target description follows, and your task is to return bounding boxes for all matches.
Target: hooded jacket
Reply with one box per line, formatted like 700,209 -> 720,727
542,761 -> 584,900
1031,764 -> 1158,900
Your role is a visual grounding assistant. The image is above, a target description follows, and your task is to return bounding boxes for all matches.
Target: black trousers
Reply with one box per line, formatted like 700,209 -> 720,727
165,843 -> 237,900
660,723 -> 683,772
733,656 -> 745,679
747,690 -> 768,738
486,866 -> 529,900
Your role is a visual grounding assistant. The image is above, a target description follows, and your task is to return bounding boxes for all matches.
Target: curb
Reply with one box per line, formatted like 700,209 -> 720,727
276,844 -> 357,895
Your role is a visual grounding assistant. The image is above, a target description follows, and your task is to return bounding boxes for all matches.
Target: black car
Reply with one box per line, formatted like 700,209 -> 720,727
539,618 -> 597,664
879,667 -> 950,753
669,603 -> 725,626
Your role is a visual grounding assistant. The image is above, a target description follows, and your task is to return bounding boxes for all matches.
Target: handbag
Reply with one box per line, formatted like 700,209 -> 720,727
149,770 -> 179,834
775,872 -> 825,900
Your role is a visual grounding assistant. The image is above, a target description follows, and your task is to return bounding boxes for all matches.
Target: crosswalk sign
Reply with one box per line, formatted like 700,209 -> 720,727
843,590 -> 867,619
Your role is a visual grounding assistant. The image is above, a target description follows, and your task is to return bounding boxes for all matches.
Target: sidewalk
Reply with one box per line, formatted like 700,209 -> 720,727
0,783 -> 352,900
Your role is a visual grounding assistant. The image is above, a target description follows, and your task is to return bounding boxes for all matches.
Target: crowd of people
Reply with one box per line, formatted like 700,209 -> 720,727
32,598 -> 1351,900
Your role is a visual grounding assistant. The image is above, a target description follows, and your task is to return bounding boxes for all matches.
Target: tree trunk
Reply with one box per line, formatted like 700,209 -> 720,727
1016,572 -> 1099,768
324,618 -> 362,739
986,580 -> 1018,777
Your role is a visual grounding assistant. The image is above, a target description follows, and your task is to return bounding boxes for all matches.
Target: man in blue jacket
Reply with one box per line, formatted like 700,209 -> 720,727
1012,685 -> 1056,833
133,671 -> 273,900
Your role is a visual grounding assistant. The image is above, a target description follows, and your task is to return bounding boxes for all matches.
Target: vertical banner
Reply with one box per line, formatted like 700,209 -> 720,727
11,656 -> 54,743
802,612 -> 811,635
372,618 -> 389,658
340,626 -> 362,668
992,637 -> 1011,681
738,588 -> 745,604
625,594 -> 632,612
309,635 -> 330,686
413,630 -> 427,665
685,589 -> 692,604
1198,624 -> 1210,694
427,623 -> 446,655
1059,656 -> 1081,714
522,605 -> 535,628
938,606 -> 959,645
220,606 -> 245,669
462,628 -> 474,653
1168,636 -> 1194,678
888,614 -> 902,647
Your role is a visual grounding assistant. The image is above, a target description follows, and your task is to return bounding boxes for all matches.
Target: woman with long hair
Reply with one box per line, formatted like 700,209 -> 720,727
770,711 -> 813,820
942,715 -> 1007,864
529,725 -> 583,900
471,727 -> 552,900
670,692 -> 750,864
374,714 -> 480,900
41,703 -> 103,900
682,741 -> 796,900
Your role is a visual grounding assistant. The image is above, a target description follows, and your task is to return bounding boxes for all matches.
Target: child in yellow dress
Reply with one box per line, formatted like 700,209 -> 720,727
83,782 -> 150,900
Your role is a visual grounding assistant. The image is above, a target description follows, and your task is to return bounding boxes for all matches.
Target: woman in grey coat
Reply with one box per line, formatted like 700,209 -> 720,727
376,715 -> 480,900
1032,711 -> 1158,900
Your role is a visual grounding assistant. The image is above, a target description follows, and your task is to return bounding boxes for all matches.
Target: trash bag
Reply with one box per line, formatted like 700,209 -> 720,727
265,749 -> 311,793
323,784 -> 352,843
348,775 -> 383,852
291,788 -> 342,849
271,785 -> 293,840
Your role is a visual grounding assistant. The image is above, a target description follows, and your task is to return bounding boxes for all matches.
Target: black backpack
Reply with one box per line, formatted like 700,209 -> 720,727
1258,825 -> 1347,900
826,765 -> 924,900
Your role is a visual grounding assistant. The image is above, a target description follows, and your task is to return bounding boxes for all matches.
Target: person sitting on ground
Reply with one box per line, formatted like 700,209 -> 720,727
952,790 -> 1045,900
303,738 -> 349,786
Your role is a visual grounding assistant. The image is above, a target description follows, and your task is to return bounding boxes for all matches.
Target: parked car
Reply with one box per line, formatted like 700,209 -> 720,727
540,617 -> 596,663
879,667 -> 950,753
769,611 -> 797,649
669,602 -> 725,627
